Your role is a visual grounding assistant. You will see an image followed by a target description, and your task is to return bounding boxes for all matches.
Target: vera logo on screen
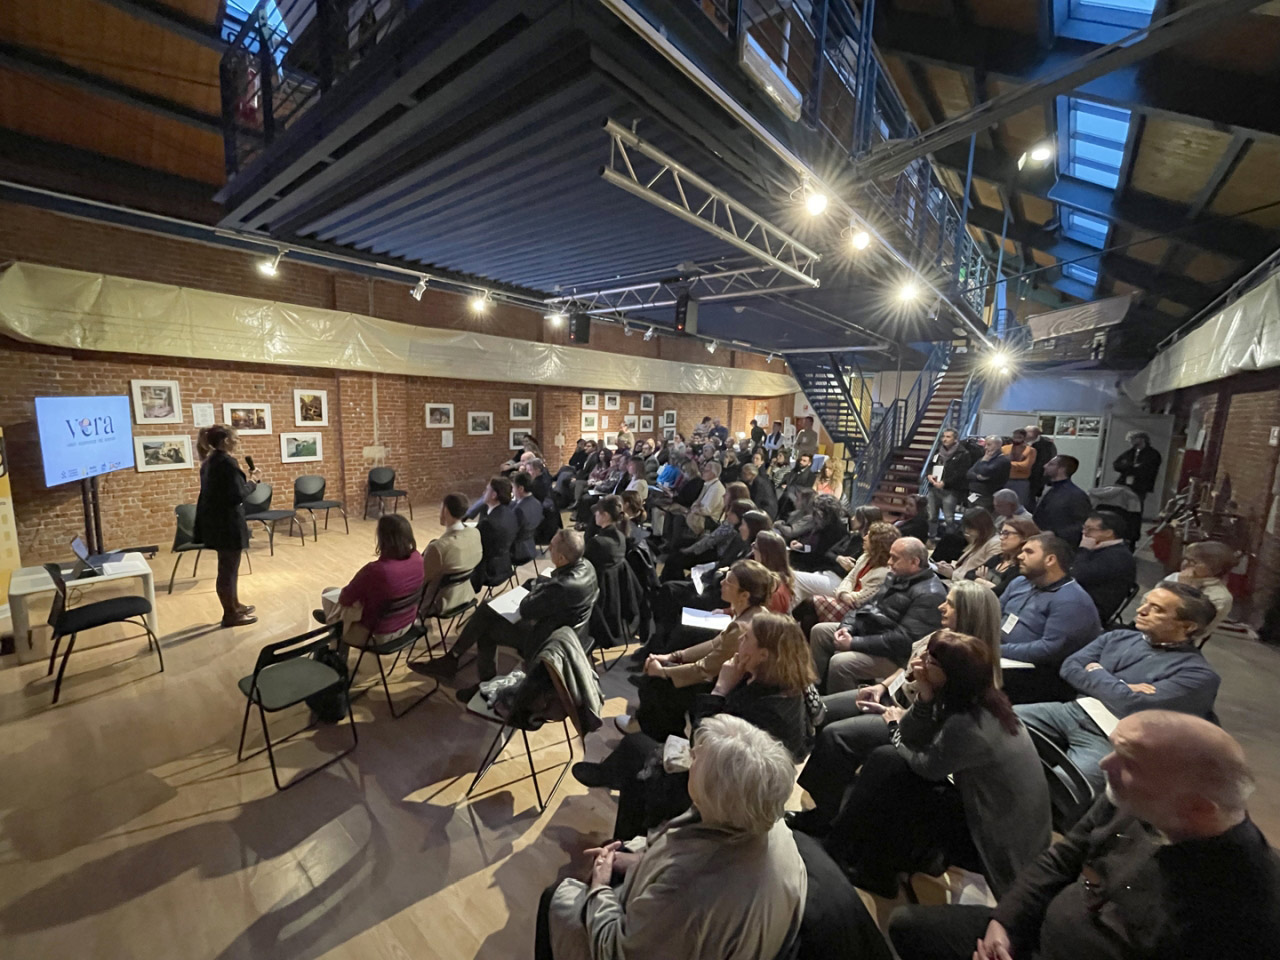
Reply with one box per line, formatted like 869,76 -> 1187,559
35,396 -> 135,487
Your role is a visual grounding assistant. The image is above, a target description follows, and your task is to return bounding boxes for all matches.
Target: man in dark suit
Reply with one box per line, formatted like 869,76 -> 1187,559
471,476 -> 518,592
1033,455 -> 1093,548
511,471 -> 542,567
414,529 -> 598,694
1113,430 -> 1163,511
528,457 -> 553,503
740,462 -> 778,518
1071,509 -> 1138,623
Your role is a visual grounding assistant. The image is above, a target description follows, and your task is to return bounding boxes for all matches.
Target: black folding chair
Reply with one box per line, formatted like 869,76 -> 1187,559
236,625 -> 357,790
422,566 -> 481,654
42,563 -> 163,705
169,503 -> 252,593
364,467 -> 412,519
1027,726 -> 1097,834
1103,581 -> 1141,628
342,590 -> 438,718
293,475 -> 349,539
243,483 -> 306,556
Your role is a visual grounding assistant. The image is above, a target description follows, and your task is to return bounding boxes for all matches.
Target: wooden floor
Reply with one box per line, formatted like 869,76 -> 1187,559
0,516 -> 1277,960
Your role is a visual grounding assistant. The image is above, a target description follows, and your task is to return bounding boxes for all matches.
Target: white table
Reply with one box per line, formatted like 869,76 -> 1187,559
6,553 -> 158,666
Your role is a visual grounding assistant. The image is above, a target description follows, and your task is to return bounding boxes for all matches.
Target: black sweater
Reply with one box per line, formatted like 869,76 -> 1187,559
692,679 -> 809,761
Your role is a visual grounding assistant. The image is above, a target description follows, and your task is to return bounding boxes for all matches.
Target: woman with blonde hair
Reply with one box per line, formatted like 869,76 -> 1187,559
814,458 -> 844,499
574,610 -> 816,839
792,579 -> 1003,835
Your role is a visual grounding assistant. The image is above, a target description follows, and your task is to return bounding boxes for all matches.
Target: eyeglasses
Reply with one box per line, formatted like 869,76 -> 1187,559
999,529 -> 1019,538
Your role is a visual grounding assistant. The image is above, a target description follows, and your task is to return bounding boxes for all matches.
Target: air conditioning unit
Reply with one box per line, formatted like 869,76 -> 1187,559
738,32 -> 803,123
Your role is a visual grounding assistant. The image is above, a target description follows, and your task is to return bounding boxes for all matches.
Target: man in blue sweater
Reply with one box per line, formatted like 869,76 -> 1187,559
1000,534 -> 1101,703
1016,580 -> 1220,788
1032,455 -> 1093,547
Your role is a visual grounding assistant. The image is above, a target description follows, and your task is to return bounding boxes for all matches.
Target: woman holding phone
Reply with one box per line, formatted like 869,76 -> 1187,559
194,424 -> 260,627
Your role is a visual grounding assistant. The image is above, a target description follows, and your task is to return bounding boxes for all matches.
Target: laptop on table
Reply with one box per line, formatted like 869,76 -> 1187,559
69,536 -> 125,578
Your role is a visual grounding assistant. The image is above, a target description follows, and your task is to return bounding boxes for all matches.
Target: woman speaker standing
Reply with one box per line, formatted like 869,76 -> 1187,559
195,424 -> 259,627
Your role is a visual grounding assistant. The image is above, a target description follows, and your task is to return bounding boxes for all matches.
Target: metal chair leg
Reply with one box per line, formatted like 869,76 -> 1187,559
51,632 -> 79,704
236,693 -> 255,761
168,555 -> 182,594
48,632 -> 63,676
340,508 -> 349,534
193,550 -> 202,577
467,725 -> 514,797
407,497 -> 413,520
376,648 -> 438,719
140,621 -> 164,673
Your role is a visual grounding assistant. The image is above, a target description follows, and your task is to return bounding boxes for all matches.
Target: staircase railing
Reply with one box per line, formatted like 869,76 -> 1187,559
895,340 -> 952,447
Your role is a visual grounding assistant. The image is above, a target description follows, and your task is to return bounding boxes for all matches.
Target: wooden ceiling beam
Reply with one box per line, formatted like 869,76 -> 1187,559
91,0 -> 226,53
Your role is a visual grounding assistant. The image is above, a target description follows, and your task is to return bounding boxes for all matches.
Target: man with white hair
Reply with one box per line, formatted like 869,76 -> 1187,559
965,435 -> 1012,511
992,488 -> 1031,521
539,714 -> 807,960
889,710 -> 1280,960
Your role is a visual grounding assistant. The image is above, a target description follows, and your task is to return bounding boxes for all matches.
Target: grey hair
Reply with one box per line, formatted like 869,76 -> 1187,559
993,488 -> 1020,506
704,460 -> 723,478
527,458 -> 545,475
896,537 -> 929,566
984,434 -> 1002,446
691,714 -> 795,834
553,528 -> 585,564
1127,430 -> 1150,444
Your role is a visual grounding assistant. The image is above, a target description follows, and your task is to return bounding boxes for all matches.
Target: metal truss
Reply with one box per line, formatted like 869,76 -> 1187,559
601,118 -> 821,288
546,264 -> 813,316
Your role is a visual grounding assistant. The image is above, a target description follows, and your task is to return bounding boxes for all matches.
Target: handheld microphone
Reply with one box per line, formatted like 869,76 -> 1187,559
245,456 -> 256,472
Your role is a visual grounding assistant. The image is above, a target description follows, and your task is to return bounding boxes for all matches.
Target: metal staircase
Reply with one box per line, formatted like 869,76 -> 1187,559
784,352 -> 873,467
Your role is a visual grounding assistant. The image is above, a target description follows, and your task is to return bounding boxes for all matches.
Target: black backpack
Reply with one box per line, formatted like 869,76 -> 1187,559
306,641 -> 350,724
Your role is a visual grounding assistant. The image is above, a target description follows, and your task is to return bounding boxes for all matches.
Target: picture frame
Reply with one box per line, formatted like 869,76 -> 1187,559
280,431 -> 323,463
662,409 -> 677,428
509,398 -> 533,421
623,415 -> 639,430
425,403 -> 454,428
581,433 -> 599,444
509,428 -> 530,450
663,426 -> 676,440
1037,414 -> 1057,437
640,393 -> 655,411
640,415 -> 654,432
582,391 -> 599,410
1077,415 -> 1102,438
468,411 -> 494,436
604,392 -> 621,411
293,389 -> 329,427
581,411 -> 599,432
223,402 -> 272,435
604,431 -> 618,448
134,435 -> 193,472
130,379 -> 182,425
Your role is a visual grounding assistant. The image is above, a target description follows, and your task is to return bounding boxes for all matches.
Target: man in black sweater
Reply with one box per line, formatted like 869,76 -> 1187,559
741,462 -> 779,519
1032,455 -> 1092,548
925,428 -> 971,538
965,435 -> 1011,512
1113,430 -> 1163,511
1070,510 -> 1137,623
888,710 -> 1280,960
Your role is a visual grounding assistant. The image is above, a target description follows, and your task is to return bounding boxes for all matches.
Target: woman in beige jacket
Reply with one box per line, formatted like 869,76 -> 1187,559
935,507 -> 1002,582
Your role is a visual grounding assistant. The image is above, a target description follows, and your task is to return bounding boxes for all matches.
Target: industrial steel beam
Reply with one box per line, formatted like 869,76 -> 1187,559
0,41 -> 222,134
93,0 -> 226,52
855,0 -> 1265,181
546,265 -> 816,315
601,119 -> 822,287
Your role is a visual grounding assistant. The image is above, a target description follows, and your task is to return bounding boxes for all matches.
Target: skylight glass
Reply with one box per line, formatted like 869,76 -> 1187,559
1065,99 -> 1131,189
1063,209 -> 1110,248
1058,0 -> 1157,42
1063,262 -> 1100,286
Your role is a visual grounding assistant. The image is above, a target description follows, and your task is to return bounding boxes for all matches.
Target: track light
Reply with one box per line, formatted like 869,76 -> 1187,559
766,353 -> 775,364
899,281 -> 919,303
792,177 -> 828,216
705,340 -> 717,354
546,311 -> 566,326
986,349 -> 1013,375
410,276 -> 428,301
257,249 -> 283,277
1018,141 -> 1054,170
623,322 -> 634,337
470,292 -> 490,314
643,326 -> 655,342
850,229 -> 871,251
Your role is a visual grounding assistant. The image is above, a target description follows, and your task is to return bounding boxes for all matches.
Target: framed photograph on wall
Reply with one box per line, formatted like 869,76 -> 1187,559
604,392 -> 621,411
582,391 -> 599,410
640,393 -> 655,411
130,379 -> 182,425
663,426 -> 676,440
293,389 -> 329,427
604,431 -> 618,448
581,433 -> 599,444
1077,415 -> 1101,438
468,411 -> 494,435
509,398 -> 533,421
623,415 -> 639,430
662,409 -> 677,428
223,403 -> 272,435
281,431 -> 323,463
640,415 -> 654,432
509,428 -> 530,450
425,403 -> 454,428
1037,413 -> 1057,436
581,411 -> 599,432
134,435 -> 193,472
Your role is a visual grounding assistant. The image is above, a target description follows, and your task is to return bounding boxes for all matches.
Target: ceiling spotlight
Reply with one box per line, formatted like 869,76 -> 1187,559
850,229 -> 871,251
410,276 -> 428,301
1030,143 -> 1054,164
643,326 -> 655,342
470,292 -> 490,314
805,189 -> 828,217
546,310 -> 566,326
257,249 -> 283,277
623,323 -> 634,337
986,349 -> 1012,375
765,353 -> 775,364
898,281 -> 919,303
706,340 -> 717,354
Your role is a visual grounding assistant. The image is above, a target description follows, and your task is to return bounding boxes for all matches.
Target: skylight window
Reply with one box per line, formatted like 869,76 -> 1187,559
1063,262 -> 1100,286
1056,0 -> 1157,42
1063,209 -> 1110,248
1063,99 -> 1131,189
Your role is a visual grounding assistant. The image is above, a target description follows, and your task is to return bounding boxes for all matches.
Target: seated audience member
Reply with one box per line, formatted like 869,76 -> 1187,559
575,612 -> 814,840
566,438 -> 589,473
665,460 -> 725,542
787,494 -> 849,578
654,454 -> 681,490
775,486 -> 816,541
768,447 -> 792,487
585,495 -> 628,569
1071,509 -> 1138,622
526,458 -> 552,503
1002,428 -> 1036,507
935,507 -> 1001,581
811,521 -> 898,627
587,496 -> 641,651
739,461 -> 778,519
511,472 -> 542,567
471,477 -> 519,592
317,514 -> 424,649
972,514 -> 1038,597
779,452 -> 817,514
992,487 -> 1031,521
998,533 -> 1100,703
925,428 -> 972,538
1016,582 -> 1220,789
751,529 -> 796,613
573,448 -> 612,511
420,492 -> 483,617
615,424 -> 634,452
794,579 -> 1002,836
720,450 -> 741,486
895,494 -> 930,542
412,529 -> 597,691
1032,454 -> 1092,547
809,538 -> 947,692
622,455 -> 648,501
965,436 -> 1012,511
814,459 -> 843,499
819,630 -> 1051,899
662,498 -> 755,580
539,714 -> 806,960
790,504 -> 880,600
625,560 -> 774,739
888,711 -> 1280,960
1162,539 -> 1236,638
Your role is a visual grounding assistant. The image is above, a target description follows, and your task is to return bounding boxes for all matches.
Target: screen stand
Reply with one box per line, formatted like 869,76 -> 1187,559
80,477 -> 105,554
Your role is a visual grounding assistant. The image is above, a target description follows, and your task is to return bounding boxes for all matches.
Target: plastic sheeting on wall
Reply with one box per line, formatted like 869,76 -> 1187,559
0,262 -> 800,397
1126,272 -> 1280,399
